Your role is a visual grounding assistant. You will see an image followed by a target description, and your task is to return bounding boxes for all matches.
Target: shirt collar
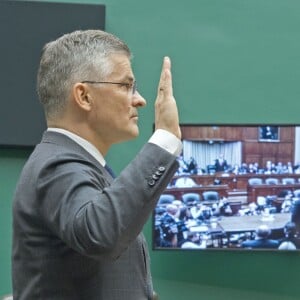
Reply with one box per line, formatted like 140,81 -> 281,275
47,128 -> 106,166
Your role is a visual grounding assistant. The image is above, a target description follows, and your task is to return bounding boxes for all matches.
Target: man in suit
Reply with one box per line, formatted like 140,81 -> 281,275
12,30 -> 182,300
241,225 -> 279,249
214,153 -> 228,172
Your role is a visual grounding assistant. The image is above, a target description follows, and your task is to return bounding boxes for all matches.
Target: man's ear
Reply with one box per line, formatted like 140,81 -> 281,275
72,83 -> 92,112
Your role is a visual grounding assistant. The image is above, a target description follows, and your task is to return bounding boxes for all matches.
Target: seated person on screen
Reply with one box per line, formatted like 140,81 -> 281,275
231,164 -> 240,175
238,202 -> 258,216
239,163 -> 249,174
190,203 -> 212,222
291,199 -> 300,234
181,232 -> 206,249
160,204 -> 186,247
214,153 -> 228,172
286,161 -> 294,174
218,197 -> 233,216
276,162 -> 284,174
278,241 -> 297,250
196,166 -> 206,175
185,156 -> 198,174
254,162 -> 263,173
248,163 -> 258,174
294,162 -> 300,174
176,154 -> 189,175
172,199 -> 192,221
278,221 -> 300,250
264,160 -> 276,174
281,192 -> 293,213
174,176 -> 197,188
241,225 -> 279,249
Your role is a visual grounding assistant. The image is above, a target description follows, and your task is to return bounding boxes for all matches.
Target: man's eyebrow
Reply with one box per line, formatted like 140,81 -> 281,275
121,75 -> 135,82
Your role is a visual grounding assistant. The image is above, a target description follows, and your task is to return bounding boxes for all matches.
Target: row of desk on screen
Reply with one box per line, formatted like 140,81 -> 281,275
166,185 -> 229,201
171,173 -> 300,190
247,183 -> 300,203
167,173 -> 300,204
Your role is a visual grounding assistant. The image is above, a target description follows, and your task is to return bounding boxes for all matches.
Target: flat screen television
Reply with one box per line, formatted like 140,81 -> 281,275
0,1 -> 105,147
153,124 -> 300,251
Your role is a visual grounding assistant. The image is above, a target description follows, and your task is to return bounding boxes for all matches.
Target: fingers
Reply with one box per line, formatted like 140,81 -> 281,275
158,56 -> 173,98
154,56 -> 181,139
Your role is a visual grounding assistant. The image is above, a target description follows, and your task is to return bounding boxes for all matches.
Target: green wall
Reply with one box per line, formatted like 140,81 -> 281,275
0,149 -> 32,296
1,0 -> 300,299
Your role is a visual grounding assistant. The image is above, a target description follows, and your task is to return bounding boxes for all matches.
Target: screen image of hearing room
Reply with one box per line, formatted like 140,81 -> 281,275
153,125 -> 300,251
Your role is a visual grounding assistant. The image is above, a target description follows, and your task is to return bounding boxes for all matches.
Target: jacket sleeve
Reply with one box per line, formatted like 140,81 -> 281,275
37,142 -> 179,261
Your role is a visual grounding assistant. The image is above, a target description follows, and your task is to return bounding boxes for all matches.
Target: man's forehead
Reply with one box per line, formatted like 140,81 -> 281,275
108,53 -> 134,80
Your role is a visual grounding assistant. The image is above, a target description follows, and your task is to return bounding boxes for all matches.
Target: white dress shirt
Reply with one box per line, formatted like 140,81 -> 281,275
47,128 -> 182,167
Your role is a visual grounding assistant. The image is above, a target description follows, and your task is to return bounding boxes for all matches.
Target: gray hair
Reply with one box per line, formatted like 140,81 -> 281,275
256,224 -> 271,239
37,29 -> 131,120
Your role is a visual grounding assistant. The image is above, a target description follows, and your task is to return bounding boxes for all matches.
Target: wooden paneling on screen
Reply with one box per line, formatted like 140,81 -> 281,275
181,125 -> 295,166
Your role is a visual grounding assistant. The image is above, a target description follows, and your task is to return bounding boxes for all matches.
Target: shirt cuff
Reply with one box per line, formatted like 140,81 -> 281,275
149,129 -> 182,156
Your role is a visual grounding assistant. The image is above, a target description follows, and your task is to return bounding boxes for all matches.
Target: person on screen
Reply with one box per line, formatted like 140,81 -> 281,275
264,160 -> 276,174
176,154 -> 189,175
190,202 -> 212,221
248,163 -> 257,174
174,176 -> 197,187
278,241 -> 297,250
286,161 -> 294,174
218,197 -> 233,216
281,192 -> 293,213
181,232 -> 206,249
185,156 -> 198,174
12,29 -> 182,300
275,161 -> 284,174
172,199 -> 192,221
231,164 -> 240,175
253,162 -> 261,173
241,225 -> 279,249
291,199 -> 300,234
160,204 -> 186,247
238,202 -> 259,216
294,162 -> 300,174
278,221 -> 300,250
214,153 -> 228,172
239,163 -> 249,174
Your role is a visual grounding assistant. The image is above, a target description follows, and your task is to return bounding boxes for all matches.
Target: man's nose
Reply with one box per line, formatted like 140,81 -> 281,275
132,91 -> 147,107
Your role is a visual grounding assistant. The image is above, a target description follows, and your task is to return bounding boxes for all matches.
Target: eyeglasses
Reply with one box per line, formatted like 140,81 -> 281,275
81,80 -> 137,95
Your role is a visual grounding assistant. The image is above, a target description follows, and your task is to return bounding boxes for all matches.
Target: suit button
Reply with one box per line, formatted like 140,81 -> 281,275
155,171 -> 162,176
152,174 -> 159,180
158,166 -> 165,172
148,179 -> 156,186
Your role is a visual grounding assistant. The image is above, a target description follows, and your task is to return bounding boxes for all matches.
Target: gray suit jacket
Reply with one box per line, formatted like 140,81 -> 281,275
12,131 -> 179,300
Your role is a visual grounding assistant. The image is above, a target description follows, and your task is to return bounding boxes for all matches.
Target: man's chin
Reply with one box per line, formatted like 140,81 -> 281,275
130,124 -> 140,137
115,127 -> 139,144
128,128 -> 140,139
